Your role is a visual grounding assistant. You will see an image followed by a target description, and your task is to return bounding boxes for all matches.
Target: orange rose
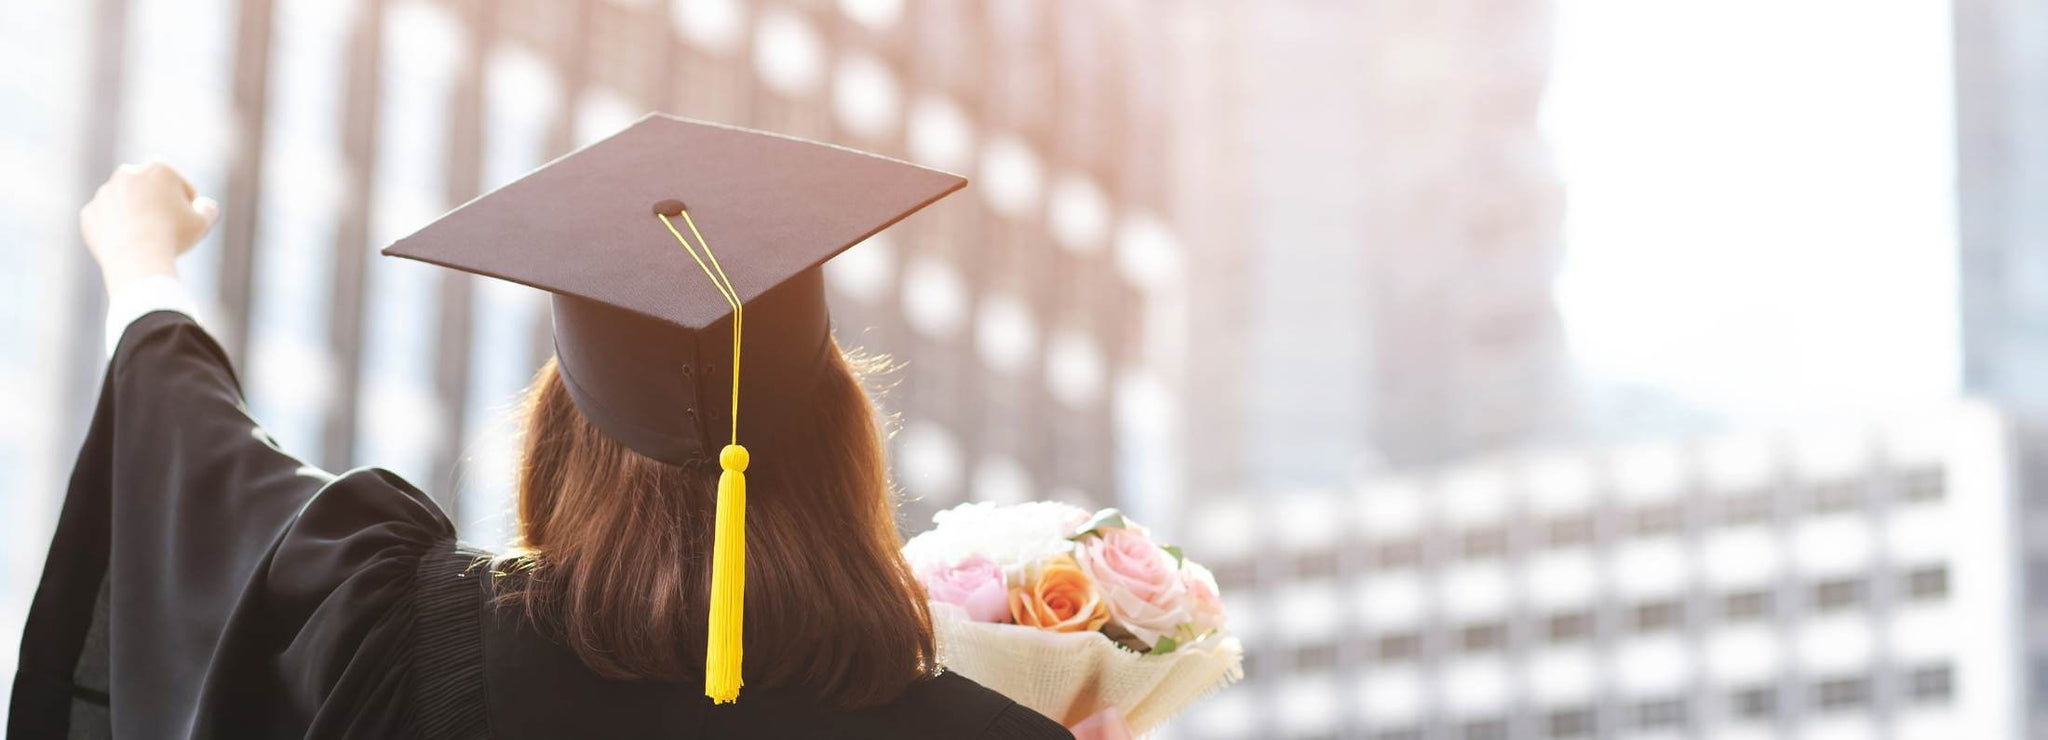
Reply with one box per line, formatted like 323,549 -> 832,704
1009,554 -> 1111,633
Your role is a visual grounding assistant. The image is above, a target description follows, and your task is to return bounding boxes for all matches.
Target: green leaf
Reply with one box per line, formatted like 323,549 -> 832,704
1151,635 -> 1180,655
1069,508 -> 1129,540
1163,545 -> 1185,567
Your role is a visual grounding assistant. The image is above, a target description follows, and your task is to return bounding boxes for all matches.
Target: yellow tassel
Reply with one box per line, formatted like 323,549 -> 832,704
705,443 -> 749,703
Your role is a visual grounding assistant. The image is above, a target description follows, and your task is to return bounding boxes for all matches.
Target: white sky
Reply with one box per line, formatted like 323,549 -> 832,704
1544,0 -> 1960,424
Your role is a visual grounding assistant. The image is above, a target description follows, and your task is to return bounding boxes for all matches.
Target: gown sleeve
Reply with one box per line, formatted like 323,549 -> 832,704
9,311 -> 467,738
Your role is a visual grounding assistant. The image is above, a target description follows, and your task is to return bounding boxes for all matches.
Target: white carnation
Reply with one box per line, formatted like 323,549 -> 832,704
902,501 -> 1090,570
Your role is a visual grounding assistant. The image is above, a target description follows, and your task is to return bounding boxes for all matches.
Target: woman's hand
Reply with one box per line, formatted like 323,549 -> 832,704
79,162 -> 220,293
1067,707 -> 1132,740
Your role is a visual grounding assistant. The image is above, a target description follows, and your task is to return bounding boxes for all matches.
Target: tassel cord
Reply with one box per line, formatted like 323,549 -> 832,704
659,209 -> 750,704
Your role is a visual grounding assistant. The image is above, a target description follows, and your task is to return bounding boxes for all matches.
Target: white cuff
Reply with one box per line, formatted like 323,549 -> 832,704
105,274 -> 200,356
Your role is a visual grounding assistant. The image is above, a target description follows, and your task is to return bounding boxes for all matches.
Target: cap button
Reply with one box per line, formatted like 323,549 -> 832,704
652,199 -> 688,217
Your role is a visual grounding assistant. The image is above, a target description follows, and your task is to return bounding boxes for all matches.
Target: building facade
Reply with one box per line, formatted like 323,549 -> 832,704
1175,0 -> 1575,505
1955,0 -> 2048,420
1185,403 -> 2019,739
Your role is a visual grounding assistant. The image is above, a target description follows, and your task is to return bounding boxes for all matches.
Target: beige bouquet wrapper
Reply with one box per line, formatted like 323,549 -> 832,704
931,603 -> 1244,734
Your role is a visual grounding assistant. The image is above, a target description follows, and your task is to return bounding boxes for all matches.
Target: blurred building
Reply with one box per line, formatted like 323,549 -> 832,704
0,0 -> 1190,712
1188,403 -> 2015,739
1174,0 -> 1574,503
1955,0 -> 2048,420
1955,2 -> 2048,733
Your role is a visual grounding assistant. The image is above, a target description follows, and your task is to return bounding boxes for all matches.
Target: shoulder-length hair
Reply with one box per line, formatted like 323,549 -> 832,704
496,346 -> 935,708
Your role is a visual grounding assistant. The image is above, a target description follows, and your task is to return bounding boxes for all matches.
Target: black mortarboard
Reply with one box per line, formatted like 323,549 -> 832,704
382,114 -> 965,465
381,113 -> 967,703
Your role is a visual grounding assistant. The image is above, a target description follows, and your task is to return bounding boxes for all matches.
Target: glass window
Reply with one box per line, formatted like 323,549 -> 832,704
1812,578 -> 1866,613
1730,686 -> 1776,721
1544,514 -> 1594,547
1631,599 -> 1683,633
356,0 -> 465,484
1631,697 -> 1687,729
1629,502 -> 1684,536
1809,478 -> 1864,513
1376,632 -> 1422,661
245,0 -> 357,459
1907,664 -> 1952,703
1461,718 -> 1506,740
1209,559 -> 1256,589
1376,538 -> 1424,569
1897,467 -> 1946,503
1545,611 -> 1593,644
1545,707 -> 1594,738
1723,589 -> 1773,621
1721,491 -> 1774,525
1293,549 -> 1341,579
1293,644 -> 1339,672
1905,565 -> 1948,601
1813,677 -> 1869,712
1630,696 -> 1679,725
1460,622 -> 1506,653
1460,526 -> 1508,560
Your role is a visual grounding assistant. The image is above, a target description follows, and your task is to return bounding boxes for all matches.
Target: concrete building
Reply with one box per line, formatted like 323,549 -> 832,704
1174,0 -> 1575,504
1185,403 -> 2016,739
1955,0 -> 2048,419
1955,2 -> 2048,735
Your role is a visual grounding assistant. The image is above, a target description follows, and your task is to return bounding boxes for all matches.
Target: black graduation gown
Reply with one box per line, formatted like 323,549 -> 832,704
10,311 -> 1069,740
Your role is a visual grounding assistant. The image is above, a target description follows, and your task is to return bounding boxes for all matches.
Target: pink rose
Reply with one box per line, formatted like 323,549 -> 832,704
1074,527 -> 1190,649
919,554 -> 1011,623
1182,561 -> 1227,637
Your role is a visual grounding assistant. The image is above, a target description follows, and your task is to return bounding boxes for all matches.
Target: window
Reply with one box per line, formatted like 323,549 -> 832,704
1814,677 -> 1869,711
1721,491 -> 1774,525
1461,718 -> 1507,740
1898,467 -> 1946,503
1907,664 -> 1953,703
1723,589 -> 1773,621
1293,549 -> 1340,579
1546,707 -> 1594,738
1632,697 -> 1687,729
1293,644 -> 1339,671
1730,686 -> 1776,721
1377,632 -> 1422,661
1460,622 -> 1506,653
1631,600 -> 1683,633
1460,527 -> 1508,560
1208,559 -> 1255,589
1813,578 -> 1866,613
1809,479 -> 1864,513
1630,502 -> 1684,536
1545,514 -> 1595,547
1545,611 -> 1593,644
1905,565 -> 1948,601
1376,538 -> 1424,570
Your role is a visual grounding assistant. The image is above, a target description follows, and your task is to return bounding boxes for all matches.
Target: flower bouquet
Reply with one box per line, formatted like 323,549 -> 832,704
903,502 -> 1243,735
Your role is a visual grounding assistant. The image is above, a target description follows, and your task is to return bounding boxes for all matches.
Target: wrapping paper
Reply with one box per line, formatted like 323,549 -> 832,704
932,604 -> 1244,735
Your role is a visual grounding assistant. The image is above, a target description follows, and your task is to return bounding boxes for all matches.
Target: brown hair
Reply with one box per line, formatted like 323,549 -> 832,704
496,346 -> 935,708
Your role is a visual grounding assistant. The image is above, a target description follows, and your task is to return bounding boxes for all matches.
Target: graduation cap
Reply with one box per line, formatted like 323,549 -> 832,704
381,113 -> 967,704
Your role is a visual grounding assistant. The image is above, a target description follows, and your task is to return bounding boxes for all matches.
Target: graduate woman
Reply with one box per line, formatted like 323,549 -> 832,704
11,117 -> 1072,739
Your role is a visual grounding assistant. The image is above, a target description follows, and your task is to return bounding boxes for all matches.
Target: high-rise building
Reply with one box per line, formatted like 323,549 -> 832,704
1175,0 -> 1574,502
1954,1 -> 2048,734
1955,0 -> 2048,418
0,0 -> 1189,712
1186,403 -> 2016,739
